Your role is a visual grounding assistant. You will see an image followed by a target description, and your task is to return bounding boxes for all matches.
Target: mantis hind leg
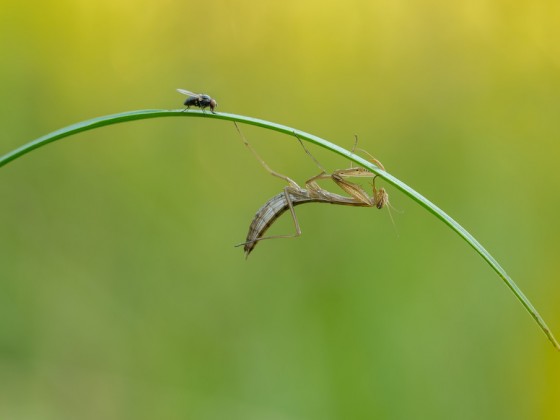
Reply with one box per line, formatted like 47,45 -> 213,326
234,122 -> 301,189
236,187 -> 303,258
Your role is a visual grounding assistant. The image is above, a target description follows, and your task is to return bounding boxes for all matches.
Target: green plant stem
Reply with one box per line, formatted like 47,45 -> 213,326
1,109 -> 558,350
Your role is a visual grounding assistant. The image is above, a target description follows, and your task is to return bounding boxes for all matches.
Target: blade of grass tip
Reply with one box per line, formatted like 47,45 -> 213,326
354,163 -> 559,351
0,109 -> 557,349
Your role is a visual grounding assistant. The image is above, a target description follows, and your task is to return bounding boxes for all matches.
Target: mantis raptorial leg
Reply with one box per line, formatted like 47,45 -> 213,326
233,122 -> 389,257
292,132 -> 388,209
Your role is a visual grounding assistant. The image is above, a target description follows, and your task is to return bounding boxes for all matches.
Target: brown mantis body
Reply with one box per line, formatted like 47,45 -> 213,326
234,123 -> 389,257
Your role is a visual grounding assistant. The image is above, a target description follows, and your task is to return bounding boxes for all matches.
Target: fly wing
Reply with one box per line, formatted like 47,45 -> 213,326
176,88 -> 200,98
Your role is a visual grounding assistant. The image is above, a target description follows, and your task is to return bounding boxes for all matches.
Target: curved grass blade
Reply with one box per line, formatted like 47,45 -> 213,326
1,109 -> 558,349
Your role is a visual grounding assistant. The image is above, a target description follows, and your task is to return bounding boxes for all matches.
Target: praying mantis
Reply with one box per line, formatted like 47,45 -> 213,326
233,122 -> 390,258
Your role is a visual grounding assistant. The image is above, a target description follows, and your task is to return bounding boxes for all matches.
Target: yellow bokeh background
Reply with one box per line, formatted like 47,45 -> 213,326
1,1 -> 559,418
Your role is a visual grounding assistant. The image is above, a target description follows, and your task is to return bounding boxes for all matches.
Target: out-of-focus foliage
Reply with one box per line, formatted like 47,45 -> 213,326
1,1 -> 559,419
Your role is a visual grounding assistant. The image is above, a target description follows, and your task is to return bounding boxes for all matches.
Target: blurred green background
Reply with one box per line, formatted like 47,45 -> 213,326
1,0 -> 559,419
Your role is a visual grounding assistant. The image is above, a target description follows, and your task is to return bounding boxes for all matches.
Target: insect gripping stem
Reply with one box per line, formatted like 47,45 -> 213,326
0,109 -> 557,349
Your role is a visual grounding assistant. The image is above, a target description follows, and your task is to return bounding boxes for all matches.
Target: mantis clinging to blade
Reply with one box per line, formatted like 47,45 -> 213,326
234,122 -> 390,258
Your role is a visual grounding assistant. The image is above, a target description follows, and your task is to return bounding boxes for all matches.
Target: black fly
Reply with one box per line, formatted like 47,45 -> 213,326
177,89 -> 218,114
